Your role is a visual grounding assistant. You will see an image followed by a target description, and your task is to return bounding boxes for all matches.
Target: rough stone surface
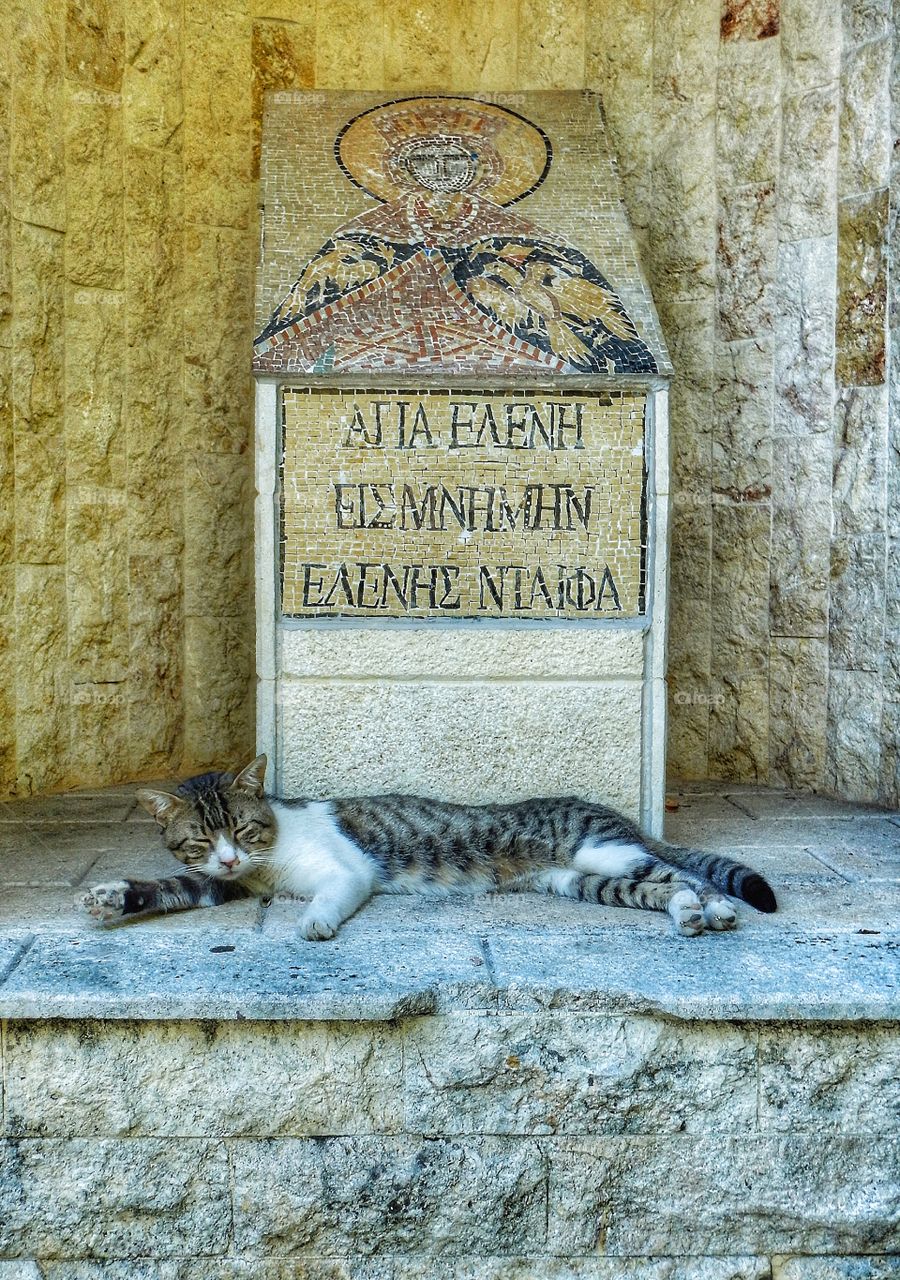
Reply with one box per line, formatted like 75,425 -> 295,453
5,1019 -> 403,1137
836,190 -> 889,387
547,1135 -> 900,1255
775,1260 -> 900,1280
829,534 -> 886,672
832,385 -> 889,536
231,1136 -> 548,1256
404,1013 -> 756,1135
712,339 -> 773,498
279,680 -> 644,817
0,1138 -> 230,1257
839,37 -> 892,198
768,637 -> 828,788
773,236 -> 836,439
717,184 -> 777,342
769,433 -> 831,637
366,1264 -> 773,1280
716,38 -> 780,189
779,87 -> 838,242
826,670 -> 885,801
759,1024 -> 900,1132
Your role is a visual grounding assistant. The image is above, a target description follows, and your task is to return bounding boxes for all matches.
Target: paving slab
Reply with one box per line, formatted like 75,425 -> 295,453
0,824 -> 157,888
0,793 -> 134,824
744,882 -> 900,933
488,928 -> 900,1021
722,845 -> 845,883
0,934 -> 32,985
806,842 -> 900,882
726,792 -> 896,820
0,926 -> 496,1020
665,813 -> 900,855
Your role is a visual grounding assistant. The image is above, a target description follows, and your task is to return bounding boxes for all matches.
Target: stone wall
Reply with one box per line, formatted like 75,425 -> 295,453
0,1014 -> 897,1273
592,0 -> 898,801
0,0 -> 897,801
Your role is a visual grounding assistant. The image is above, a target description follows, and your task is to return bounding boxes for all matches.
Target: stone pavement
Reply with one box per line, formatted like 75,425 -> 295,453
0,781 -> 897,1021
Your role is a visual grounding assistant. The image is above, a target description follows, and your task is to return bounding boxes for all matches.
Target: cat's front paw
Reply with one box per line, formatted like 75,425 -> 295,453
300,911 -> 338,941
78,882 -> 129,923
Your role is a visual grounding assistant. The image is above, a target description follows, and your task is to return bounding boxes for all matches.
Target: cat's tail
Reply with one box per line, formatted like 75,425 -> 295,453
648,840 -> 778,913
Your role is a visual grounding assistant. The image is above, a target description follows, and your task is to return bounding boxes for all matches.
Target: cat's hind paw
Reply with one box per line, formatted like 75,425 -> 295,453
78,882 -> 129,923
668,888 -> 705,937
703,896 -> 738,931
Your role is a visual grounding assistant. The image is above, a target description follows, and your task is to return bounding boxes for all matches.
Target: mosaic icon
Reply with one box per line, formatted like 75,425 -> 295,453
253,97 -> 657,376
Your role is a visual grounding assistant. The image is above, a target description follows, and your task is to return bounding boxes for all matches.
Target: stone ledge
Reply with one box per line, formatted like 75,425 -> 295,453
0,916 -> 897,1023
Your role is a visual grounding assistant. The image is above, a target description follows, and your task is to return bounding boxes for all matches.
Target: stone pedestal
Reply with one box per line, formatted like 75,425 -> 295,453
253,92 -> 672,830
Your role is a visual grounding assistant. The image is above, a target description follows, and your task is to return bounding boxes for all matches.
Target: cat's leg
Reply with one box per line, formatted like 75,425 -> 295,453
78,873 -> 249,923
568,840 -> 709,935
581,875 -> 706,936
536,863 -> 707,936
300,870 -> 376,941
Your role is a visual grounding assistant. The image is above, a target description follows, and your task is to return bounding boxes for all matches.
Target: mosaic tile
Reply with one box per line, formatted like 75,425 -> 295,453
254,92 -> 670,378
280,387 -> 646,620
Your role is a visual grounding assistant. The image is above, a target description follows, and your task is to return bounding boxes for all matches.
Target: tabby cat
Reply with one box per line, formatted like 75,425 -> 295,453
78,755 -> 776,938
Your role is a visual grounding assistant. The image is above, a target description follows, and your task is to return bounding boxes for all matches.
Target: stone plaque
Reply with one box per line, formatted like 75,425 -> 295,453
280,387 -> 646,619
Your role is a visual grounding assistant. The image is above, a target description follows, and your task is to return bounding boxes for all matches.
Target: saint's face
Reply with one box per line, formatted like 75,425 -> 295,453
402,139 -> 478,193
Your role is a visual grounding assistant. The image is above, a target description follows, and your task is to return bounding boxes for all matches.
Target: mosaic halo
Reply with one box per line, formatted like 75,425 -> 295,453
335,96 -> 552,207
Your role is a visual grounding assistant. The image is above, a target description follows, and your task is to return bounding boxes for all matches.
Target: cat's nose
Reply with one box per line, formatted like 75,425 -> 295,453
218,852 -> 239,869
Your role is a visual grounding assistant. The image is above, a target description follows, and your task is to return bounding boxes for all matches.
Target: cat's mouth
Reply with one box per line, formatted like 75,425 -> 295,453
210,862 -> 245,879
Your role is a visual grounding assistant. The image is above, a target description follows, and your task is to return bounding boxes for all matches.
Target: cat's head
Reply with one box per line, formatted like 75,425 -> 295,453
136,755 -> 276,880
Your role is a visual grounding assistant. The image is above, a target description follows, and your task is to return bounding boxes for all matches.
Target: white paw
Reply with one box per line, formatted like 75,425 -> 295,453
669,889 -> 705,937
78,882 -> 129,923
703,897 -> 738,931
301,912 -> 338,941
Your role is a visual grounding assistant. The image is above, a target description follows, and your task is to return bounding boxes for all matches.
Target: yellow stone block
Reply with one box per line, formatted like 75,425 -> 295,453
517,0 -> 586,90
9,0 -> 65,230
65,0 -> 124,91
12,222 -> 65,565
315,0 -> 384,89
384,0 -> 451,90
127,553 -> 185,777
184,4 -> 252,228
449,0 -> 519,92
182,225 -> 254,453
123,0 -> 183,150
14,565 -> 69,791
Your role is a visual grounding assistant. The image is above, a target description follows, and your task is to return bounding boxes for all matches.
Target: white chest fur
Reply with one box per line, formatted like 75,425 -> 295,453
268,800 -> 379,898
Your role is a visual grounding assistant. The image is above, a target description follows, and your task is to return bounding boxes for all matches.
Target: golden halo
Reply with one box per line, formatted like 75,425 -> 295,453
335,96 -> 552,207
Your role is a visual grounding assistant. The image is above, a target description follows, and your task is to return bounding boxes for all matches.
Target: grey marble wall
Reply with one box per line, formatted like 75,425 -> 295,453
589,0 -> 898,803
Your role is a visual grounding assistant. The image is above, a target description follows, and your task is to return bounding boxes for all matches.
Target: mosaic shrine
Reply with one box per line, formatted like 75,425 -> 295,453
254,95 -> 659,377
280,388 -> 647,620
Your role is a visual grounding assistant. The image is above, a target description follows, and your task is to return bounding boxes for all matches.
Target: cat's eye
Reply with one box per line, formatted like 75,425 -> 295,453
236,822 -> 265,842
184,838 -> 212,858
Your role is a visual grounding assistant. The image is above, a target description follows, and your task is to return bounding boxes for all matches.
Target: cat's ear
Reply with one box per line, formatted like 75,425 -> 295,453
136,789 -> 187,825
230,754 -> 267,798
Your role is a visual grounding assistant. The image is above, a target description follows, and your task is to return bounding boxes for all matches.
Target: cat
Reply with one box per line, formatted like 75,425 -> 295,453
77,754 -> 776,938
